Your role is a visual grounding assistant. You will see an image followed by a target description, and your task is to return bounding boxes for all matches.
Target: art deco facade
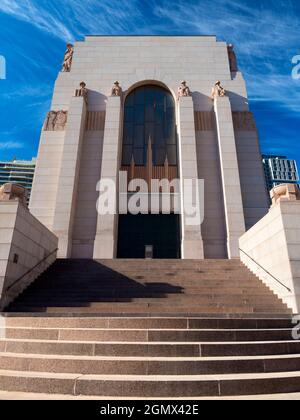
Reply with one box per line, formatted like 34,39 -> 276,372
30,36 -> 269,260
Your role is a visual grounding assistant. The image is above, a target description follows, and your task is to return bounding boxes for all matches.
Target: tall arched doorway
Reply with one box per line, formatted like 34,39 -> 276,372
117,84 -> 181,259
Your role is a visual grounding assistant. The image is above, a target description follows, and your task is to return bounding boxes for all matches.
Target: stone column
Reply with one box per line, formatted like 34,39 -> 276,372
93,96 -> 121,259
52,95 -> 87,257
214,96 -> 246,258
178,96 -> 204,259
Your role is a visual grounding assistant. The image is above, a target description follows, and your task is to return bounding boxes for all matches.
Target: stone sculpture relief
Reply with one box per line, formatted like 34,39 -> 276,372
111,81 -> 122,97
211,81 -> 226,99
44,110 -> 68,131
271,184 -> 300,207
75,81 -> 88,103
62,43 -> 74,72
227,44 -> 238,73
0,183 -> 28,206
178,81 -> 191,98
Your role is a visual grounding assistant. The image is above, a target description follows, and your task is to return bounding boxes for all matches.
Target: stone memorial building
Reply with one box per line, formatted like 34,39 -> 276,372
29,36 -> 269,261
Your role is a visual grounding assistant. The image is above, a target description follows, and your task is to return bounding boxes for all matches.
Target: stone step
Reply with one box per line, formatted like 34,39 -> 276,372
1,353 -> 300,375
1,327 -> 296,342
16,296 -> 282,306
8,306 -> 291,315
57,259 -> 246,266
7,305 -> 291,316
39,274 -> 256,279
18,287 -> 275,295
26,280 -> 262,289
2,338 -> 300,357
3,316 -> 294,330
1,390 -> 300,400
1,369 -> 300,397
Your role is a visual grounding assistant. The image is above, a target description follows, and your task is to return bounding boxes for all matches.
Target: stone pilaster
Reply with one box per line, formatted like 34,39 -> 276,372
52,96 -> 87,258
93,96 -> 121,259
214,96 -> 246,258
178,96 -> 204,259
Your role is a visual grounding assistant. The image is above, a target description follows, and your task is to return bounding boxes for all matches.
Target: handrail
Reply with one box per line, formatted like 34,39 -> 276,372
6,248 -> 58,293
239,248 -> 292,293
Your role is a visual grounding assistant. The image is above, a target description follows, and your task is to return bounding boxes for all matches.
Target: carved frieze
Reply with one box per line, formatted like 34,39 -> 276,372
44,110 -> 68,131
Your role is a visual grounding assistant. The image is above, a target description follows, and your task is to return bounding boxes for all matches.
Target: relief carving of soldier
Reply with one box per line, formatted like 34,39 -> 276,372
44,110 -> 68,131
44,111 -> 58,131
55,111 -> 68,131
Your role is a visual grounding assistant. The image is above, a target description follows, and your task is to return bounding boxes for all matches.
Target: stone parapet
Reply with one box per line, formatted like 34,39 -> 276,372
240,197 -> 300,313
0,201 -> 58,310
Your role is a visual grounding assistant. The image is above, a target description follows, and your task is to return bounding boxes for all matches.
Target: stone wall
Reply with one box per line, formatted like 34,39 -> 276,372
0,201 -> 58,310
239,200 -> 300,313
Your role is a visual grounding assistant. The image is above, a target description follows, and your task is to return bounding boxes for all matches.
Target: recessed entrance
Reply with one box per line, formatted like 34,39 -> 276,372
118,84 -> 180,259
117,214 -> 181,259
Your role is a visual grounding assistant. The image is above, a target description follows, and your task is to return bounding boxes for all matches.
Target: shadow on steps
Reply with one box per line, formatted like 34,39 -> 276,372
7,260 -> 184,311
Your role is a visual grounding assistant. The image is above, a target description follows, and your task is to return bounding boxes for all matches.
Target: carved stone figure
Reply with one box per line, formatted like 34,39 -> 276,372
44,111 -> 57,131
62,43 -> 74,72
44,110 -> 68,131
55,111 -> 68,131
0,183 -> 28,206
270,184 -> 300,207
211,81 -> 226,99
75,81 -> 88,103
178,81 -> 191,98
227,44 -> 238,73
111,81 -> 122,97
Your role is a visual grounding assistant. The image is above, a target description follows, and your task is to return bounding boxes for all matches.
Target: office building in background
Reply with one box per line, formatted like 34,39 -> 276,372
262,155 -> 299,191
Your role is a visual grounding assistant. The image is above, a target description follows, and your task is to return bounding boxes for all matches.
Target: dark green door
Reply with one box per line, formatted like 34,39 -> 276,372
117,214 -> 181,259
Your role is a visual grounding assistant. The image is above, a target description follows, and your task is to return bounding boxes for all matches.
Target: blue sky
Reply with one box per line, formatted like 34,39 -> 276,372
0,0 -> 299,166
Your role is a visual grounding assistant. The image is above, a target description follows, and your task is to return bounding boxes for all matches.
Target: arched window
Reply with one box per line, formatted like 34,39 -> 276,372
122,85 -> 177,166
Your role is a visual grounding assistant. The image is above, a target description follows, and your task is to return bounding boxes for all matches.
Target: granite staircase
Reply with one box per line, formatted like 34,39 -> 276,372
0,259 -> 299,399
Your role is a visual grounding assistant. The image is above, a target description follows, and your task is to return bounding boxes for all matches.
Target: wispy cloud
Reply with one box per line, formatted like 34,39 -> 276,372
0,0 -> 145,41
0,85 -> 52,101
0,141 -> 24,150
153,0 -> 300,112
